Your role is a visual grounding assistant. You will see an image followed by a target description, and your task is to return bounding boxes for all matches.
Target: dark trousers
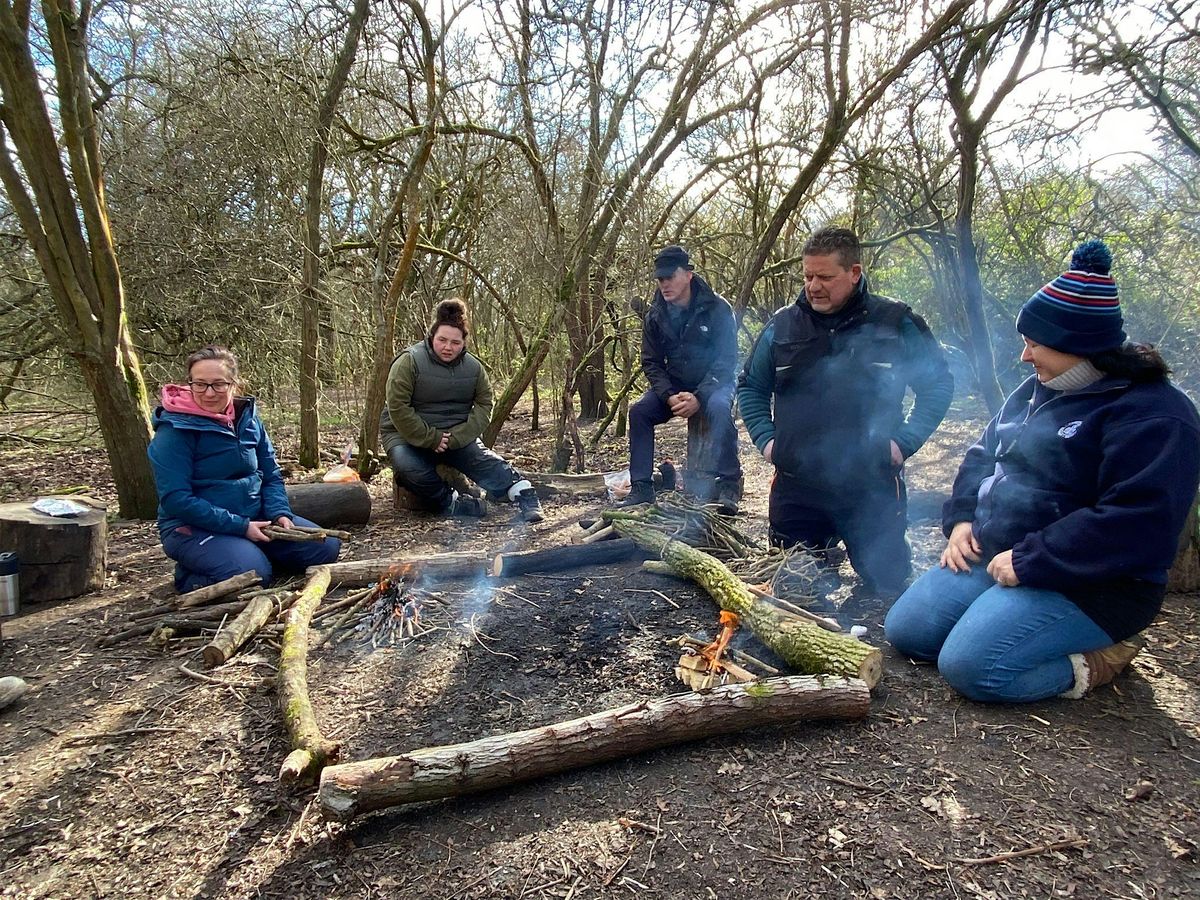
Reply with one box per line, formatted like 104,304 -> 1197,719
628,386 -> 742,485
162,515 -> 341,593
387,438 -> 521,511
769,469 -> 911,593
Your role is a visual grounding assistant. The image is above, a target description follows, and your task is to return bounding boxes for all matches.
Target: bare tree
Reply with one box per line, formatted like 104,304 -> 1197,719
730,0 -> 973,318
297,0 -> 371,468
0,0 -> 157,516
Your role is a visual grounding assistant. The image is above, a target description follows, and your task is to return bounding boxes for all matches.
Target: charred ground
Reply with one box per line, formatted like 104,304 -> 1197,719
1,402 -> 1197,899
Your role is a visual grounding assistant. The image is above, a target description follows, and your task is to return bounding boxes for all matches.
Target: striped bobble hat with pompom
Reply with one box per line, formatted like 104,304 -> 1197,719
1016,239 -> 1126,355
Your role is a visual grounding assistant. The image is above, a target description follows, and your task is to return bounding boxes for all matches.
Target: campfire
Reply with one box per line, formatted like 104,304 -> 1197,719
316,563 -> 453,648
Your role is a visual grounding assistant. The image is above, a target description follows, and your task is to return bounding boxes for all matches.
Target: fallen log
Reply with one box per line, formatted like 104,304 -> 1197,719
491,538 -> 639,577
176,572 -> 260,609
614,521 -> 882,689
278,566 -> 339,785
286,481 -> 371,526
525,471 -> 612,498
202,594 -> 277,668
319,674 -> 870,820
318,552 -> 489,587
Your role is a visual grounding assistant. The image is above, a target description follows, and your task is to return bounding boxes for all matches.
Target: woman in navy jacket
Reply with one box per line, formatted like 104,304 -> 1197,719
885,241 -> 1200,702
148,346 -> 340,592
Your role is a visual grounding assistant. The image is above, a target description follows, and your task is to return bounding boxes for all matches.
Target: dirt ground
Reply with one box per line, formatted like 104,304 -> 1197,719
1,401 -> 1198,899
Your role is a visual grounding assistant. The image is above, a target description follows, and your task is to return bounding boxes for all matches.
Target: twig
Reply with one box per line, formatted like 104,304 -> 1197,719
747,584 -> 841,632
675,634 -> 780,675
177,663 -> 226,685
953,838 -> 1089,866
63,727 -> 186,746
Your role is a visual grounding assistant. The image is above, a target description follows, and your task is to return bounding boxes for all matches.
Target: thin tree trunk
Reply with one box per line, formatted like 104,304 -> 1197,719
297,0 -> 370,468
356,1 -> 439,473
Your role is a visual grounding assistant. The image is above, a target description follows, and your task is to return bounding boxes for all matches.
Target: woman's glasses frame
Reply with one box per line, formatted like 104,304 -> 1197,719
188,380 -> 233,395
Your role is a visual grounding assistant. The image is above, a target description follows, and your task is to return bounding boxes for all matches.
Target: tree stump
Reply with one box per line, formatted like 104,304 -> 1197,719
0,497 -> 107,602
285,482 -> 371,526
1168,491 -> 1200,592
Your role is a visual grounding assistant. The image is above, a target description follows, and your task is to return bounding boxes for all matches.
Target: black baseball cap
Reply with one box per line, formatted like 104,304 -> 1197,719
654,245 -> 694,278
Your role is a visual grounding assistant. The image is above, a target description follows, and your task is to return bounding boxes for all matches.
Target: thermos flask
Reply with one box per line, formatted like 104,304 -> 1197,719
0,552 -> 18,617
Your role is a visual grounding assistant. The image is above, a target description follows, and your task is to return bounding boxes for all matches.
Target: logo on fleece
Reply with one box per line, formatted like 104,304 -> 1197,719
1057,420 -> 1083,439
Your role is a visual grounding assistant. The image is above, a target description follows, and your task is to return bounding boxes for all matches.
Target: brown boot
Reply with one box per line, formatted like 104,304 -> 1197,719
1060,635 -> 1145,699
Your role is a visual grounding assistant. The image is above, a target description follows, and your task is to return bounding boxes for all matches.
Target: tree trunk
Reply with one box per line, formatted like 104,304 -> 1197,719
355,2 -> 439,474
319,674 -> 870,820
953,132 -> 1005,413
297,0 -> 370,468
612,520 -> 882,688
0,0 -> 158,518
0,497 -> 107,601
278,566 -> 339,785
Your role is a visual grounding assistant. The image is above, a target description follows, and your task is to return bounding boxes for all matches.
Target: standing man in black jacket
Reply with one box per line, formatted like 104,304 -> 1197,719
624,245 -> 742,512
738,227 -> 953,595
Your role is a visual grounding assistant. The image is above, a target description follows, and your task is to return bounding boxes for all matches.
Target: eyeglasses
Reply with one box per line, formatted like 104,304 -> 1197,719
189,380 -> 232,395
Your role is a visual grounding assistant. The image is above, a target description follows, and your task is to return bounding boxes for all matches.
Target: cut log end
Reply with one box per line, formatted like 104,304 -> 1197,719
858,649 -> 884,690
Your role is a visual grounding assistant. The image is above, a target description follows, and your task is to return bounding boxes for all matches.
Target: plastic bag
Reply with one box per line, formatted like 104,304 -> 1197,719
604,468 -> 631,501
32,498 -> 90,517
323,464 -> 360,483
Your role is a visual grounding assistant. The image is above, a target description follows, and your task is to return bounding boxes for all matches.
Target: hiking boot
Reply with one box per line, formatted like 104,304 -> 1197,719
617,480 -> 655,507
517,488 -> 544,523
1060,635 -> 1145,699
449,491 -> 487,518
714,477 -> 743,516
654,459 -> 677,493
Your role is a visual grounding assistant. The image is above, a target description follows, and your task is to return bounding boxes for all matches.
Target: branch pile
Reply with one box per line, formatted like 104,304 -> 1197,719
99,572 -> 299,668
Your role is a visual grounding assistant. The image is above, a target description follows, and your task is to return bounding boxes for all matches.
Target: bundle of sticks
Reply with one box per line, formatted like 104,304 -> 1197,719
596,495 -> 761,558
261,524 -> 351,542
98,571 -> 299,668
600,497 -> 825,601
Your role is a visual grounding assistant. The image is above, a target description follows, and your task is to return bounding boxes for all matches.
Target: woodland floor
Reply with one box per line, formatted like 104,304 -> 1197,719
1,398 -> 1198,899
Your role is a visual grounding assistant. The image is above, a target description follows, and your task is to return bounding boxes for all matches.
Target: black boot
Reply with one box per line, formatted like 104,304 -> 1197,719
617,480 -> 655,507
715,477 -> 743,516
517,488 -> 545,523
449,491 -> 487,517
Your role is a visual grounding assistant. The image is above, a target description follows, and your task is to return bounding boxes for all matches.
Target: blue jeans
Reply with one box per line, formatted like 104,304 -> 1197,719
162,515 -> 341,593
884,565 -> 1113,703
628,386 -> 742,484
387,438 -> 521,510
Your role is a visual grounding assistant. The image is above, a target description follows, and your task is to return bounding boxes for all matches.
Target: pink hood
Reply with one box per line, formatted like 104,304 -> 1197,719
161,383 -> 235,428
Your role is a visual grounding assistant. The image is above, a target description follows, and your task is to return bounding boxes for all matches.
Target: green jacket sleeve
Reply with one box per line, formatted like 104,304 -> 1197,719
386,353 -> 440,449
447,362 -> 494,449
892,314 -> 954,459
736,320 -> 777,453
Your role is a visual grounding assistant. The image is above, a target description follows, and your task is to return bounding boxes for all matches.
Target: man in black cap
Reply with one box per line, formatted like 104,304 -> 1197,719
622,245 -> 742,512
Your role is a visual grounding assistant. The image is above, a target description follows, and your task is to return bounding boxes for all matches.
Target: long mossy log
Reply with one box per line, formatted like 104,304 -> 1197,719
278,566 -> 339,785
319,674 -> 870,821
612,520 -> 882,688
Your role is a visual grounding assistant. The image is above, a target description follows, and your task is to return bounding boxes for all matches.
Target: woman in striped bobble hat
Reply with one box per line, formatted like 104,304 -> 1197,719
885,240 -> 1200,703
